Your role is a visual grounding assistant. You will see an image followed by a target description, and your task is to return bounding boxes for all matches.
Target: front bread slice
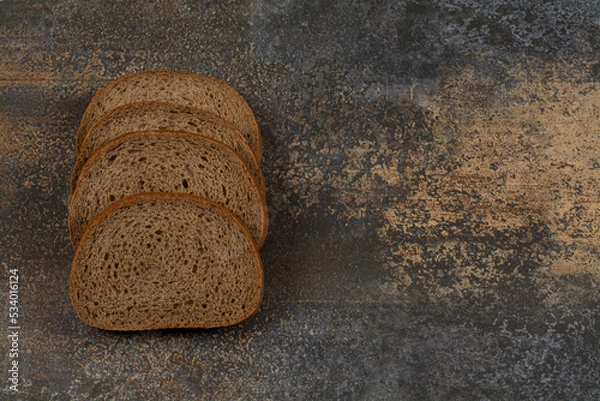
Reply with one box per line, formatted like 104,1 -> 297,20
69,131 -> 268,248
72,102 -> 265,196
76,70 -> 262,160
69,193 -> 264,331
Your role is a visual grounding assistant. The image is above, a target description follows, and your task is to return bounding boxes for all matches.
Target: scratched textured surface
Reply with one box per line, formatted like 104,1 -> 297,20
1,0 -> 599,399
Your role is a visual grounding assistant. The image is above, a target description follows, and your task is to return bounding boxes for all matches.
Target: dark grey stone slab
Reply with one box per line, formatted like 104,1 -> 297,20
1,0 -> 599,399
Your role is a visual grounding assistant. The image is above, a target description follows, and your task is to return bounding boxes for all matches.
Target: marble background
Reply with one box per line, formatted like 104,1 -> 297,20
1,1 -> 599,399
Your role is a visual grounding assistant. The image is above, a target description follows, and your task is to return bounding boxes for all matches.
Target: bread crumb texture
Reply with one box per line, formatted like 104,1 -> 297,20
69,131 -> 267,247
72,102 -> 264,195
70,195 -> 262,330
77,71 -> 261,159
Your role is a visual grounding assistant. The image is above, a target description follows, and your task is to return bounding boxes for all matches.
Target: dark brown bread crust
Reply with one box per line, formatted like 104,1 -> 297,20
76,70 -> 262,160
69,193 -> 264,331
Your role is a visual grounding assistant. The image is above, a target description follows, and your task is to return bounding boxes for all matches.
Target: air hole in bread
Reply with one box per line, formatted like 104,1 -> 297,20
182,179 -> 189,189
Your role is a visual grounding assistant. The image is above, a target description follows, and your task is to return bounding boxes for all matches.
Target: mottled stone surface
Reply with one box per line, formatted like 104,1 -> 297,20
1,0 -> 599,399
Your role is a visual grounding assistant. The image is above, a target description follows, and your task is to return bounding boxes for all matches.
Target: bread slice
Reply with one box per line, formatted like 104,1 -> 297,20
71,101 -> 265,196
76,71 -> 262,160
68,131 -> 268,249
69,192 -> 263,330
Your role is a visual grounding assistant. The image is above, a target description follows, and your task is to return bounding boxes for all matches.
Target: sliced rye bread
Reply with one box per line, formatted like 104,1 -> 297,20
70,192 -> 263,330
68,131 -> 268,249
71,101 -> 265,196
76,70 -> 262,160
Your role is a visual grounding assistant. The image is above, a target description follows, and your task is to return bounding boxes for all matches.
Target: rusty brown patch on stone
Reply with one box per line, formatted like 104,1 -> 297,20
377,55 -> 599,302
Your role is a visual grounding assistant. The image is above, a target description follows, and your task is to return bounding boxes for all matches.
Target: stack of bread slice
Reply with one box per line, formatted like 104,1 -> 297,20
68,71 -> 267,331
